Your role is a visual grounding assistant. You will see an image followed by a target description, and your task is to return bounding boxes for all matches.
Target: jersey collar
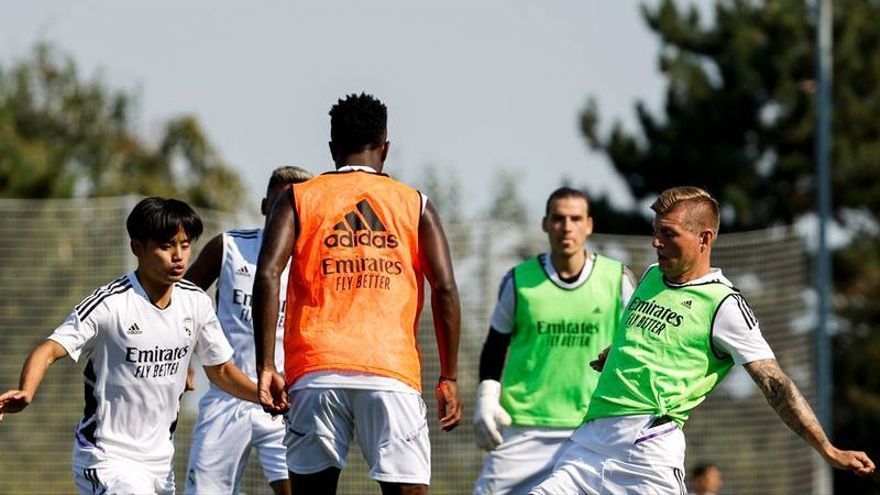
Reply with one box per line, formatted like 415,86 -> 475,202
540,251 -> 595,289
662,267 -> 731,288
337,165 -> 378,173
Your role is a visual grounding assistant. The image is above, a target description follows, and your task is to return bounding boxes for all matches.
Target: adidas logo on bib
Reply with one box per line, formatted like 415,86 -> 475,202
235,265 -> 251,277
323,199 -> 399,249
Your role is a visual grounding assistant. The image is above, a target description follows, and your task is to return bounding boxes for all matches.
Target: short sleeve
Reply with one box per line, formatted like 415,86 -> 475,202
621,265 -> 637,306
418,191 -> 429,216
489,270 -> 516,334
712,295 -> 775,365
193,297 -> 234,366
47,310 -> 100,363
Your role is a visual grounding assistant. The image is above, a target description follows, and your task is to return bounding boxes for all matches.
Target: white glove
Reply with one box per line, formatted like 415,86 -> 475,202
473,380 -> 512,451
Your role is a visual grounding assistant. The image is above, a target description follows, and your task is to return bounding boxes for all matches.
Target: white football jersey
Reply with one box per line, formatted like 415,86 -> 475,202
211,228 -> 288,386
48,272 -> 233,464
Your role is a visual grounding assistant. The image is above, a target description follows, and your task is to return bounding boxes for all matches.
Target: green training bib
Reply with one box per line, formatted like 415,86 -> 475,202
501,254 -> 624,428
585,266 -> 736,427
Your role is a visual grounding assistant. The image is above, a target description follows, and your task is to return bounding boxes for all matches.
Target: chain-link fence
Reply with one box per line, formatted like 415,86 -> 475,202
0,197 -> 816,494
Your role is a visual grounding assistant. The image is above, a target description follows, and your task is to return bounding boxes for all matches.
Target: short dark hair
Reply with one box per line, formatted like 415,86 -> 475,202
692,463 -> 718,478
329,93 -> 387,155
126,197 -> 204,243
267,165 -> 313,190
545,187 -> 590,216
651,186 -> 720,235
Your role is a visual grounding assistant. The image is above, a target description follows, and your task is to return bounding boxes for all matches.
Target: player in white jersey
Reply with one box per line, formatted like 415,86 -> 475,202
0,197 -> 260,495
184,166 -> 313,495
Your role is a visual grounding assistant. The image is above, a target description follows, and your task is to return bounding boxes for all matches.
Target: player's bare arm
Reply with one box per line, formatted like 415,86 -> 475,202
0,339 -> 68,421
183,234 -> 225,391
186,234 -> 223,290
253,187 -> 296,415
203,360 -> 260,404
418,199 -> 463,432
745,358 -> 875,476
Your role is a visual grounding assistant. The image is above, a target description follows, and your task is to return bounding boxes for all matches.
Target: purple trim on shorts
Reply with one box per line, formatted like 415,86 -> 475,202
634,424 -> 678,444
75,430 -> 104,452
405,422 -> 428,442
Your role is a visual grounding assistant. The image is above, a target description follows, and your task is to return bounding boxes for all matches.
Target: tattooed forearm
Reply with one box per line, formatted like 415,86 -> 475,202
745,359 -> 830,452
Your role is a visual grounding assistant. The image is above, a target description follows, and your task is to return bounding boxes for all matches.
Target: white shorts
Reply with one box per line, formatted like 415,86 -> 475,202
530,415 -> 687,495
284,387 -> 431,485
184,393 -> 287,494
73,452 -> 174,495
473,426 -> 573,495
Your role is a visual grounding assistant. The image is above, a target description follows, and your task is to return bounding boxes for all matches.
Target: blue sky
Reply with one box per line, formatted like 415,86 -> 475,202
1,1 -> 698,223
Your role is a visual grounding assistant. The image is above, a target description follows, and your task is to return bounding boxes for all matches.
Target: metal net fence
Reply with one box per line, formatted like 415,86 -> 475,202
0,197 -> 817,494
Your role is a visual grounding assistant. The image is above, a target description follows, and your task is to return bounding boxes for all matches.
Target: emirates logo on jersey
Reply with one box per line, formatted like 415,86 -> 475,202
625,297 -> 684,336
323,199 -> 399,249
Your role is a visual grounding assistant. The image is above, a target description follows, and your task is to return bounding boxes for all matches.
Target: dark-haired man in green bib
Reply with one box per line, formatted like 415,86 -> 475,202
473,187 -> 635,495
531,186 -> 874,495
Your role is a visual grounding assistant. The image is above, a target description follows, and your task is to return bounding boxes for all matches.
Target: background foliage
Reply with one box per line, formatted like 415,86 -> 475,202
581,1 -> 880,491
0,43 -> 245,211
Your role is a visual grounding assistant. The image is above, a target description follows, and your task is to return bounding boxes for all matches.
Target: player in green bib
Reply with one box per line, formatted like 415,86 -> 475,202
532,187 -> 874,495
473,187 -> 635,495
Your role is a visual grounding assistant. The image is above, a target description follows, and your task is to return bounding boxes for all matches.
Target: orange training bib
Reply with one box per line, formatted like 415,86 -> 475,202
283,170 -> 425,390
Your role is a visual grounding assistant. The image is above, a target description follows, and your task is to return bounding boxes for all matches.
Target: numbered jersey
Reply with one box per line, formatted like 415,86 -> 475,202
213,228 -> 288,384
48,272 -> 233,464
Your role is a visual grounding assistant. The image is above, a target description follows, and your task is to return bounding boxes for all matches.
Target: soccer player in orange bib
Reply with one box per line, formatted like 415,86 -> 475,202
253,93 -> 463,495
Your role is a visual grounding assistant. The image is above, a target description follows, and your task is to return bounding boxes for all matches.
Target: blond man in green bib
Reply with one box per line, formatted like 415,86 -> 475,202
531,186 -> 874,495
473,187 -> 635,495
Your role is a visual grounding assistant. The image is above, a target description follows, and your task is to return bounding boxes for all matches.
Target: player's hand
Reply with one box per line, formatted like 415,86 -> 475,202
435,377 -> 462,432
473,380 -> 512,451
257,368 -> 289,416
184,366 -> 196,392
0,389 -> 32,421
824,447 -> 875,476
590,347 -> 610,372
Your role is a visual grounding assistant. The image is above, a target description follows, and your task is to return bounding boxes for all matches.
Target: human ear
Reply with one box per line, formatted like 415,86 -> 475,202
699,230 -> 714,250
380,140 -> 390,163
130,239 -> 144,257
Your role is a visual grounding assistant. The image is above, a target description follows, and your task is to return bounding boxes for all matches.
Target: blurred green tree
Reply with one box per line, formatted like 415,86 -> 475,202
580,1 -> 880,492
0,43 -> 246,210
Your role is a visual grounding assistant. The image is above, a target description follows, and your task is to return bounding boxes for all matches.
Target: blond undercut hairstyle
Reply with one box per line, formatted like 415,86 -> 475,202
651,186 -> 720,236
267,165 -> 313,189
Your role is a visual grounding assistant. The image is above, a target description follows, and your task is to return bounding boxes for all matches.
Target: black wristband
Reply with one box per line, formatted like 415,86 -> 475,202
438,375 -> 458,383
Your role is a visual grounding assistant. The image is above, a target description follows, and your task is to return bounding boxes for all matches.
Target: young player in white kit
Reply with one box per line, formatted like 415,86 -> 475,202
184,166 -> 312,495
0,197 -> 260,495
